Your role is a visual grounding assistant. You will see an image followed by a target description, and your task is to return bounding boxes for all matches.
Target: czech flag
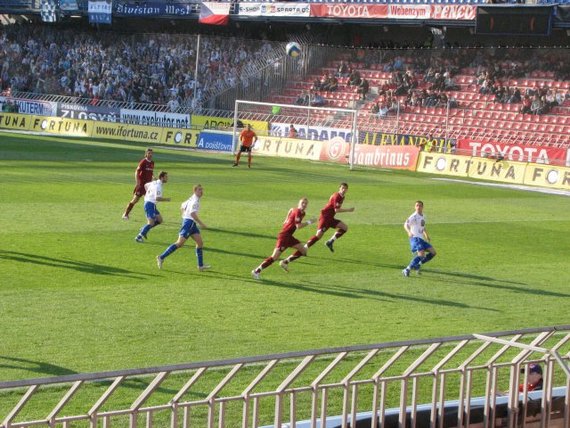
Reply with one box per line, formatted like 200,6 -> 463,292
199,2 -> 231,25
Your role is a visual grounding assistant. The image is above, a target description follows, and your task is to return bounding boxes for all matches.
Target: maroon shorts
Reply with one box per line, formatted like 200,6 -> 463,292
133,183 -> 146,197
276,234 -> 301,252
318,215 -> 340,232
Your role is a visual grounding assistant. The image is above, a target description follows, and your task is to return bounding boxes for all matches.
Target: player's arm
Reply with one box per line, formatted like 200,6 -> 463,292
191,212 -> 207,229
335,207 -> 355,213
156,196 -> 171,202
296,217 -> 317,230
422,228 -> 431,242
404,221 -> 413,238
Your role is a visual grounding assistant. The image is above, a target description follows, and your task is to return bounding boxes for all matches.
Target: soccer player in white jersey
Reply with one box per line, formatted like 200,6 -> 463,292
402,200 -> 437,277
135,171 -> 170,243
156,184 -> 210,271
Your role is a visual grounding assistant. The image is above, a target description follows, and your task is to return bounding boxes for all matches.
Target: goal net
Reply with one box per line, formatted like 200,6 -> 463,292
233,99 -> 359,169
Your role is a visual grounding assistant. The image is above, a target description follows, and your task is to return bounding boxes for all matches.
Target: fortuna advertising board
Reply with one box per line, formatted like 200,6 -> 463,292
310,3 -> 475,20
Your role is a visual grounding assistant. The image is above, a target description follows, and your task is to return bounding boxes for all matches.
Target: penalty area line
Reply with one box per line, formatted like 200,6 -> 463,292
432,178 -> 570,197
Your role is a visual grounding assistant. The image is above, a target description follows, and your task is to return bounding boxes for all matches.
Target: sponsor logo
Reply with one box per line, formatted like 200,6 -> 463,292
163,130 -> 198,147
525,166 -> 570,189
327,137 -> 347,161
0,114 -> 30,130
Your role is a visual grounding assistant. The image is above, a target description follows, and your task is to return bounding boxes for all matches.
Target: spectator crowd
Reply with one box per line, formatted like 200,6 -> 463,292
0,24 -> 279,110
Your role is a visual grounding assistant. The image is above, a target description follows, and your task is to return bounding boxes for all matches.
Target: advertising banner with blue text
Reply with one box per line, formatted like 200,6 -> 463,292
58,103 -> 120,122
0,97 -> 57,116
120,109 -> 190,128
271,122 -> 353,143
196,131 -> 233,152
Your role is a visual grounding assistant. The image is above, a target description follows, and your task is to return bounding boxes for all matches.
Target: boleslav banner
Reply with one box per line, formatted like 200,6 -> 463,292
457,138 -> 569,167
320,138 -> 419,170
310,3 -> 475,20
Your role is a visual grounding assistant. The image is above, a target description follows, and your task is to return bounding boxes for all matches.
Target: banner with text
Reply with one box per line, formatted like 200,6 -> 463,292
121,109 -> 190,128
115,2 -> 194,16
196,131 -> 233,152
161,128 -> 200,148
0,113 -> 33,131
191,115 -> 268,132
360,130 -> 453,153
310,3 -> 475,20
417,152 -> 527,184
253,136 -> 322,160
0,97 -> 56,116
271,122 -> 353,143
524,164 -> 570,190
319,139 -> 419,170
58,103 -> 120,122
29,116 -> 93,137
92,122 -> 163,143
88,0 -> 112,24
238,3 -> 310,17
457,138 -> 569,167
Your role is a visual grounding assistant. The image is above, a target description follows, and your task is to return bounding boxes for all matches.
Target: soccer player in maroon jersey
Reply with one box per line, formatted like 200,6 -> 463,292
280,183 -> 354,270
252,198 -> 316,280
122,148 -> 155,220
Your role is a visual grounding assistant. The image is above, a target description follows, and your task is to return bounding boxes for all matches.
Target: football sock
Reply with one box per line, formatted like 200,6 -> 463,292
421,253 -> 435,264
140,224 -> 153,237
196,247 -> 204,267
259,257 -> 274,271
332,229 -> 346,240
160,244 -> 178,260
409,256 -> 422,270
124,202 -> 135,216
306,236 -> 319,248
286,251 -> 303,262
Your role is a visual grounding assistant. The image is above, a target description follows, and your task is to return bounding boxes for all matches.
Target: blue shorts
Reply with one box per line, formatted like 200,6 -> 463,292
180,218 -> 200,238
144,202 -> 160,220
410,237 -> 432,253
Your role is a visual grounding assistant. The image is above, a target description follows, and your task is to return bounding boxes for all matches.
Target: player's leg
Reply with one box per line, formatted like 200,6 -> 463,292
191,233 -> 210,271
252,247 -> 282,279
247,149 -> 252,168
233,147 -> 243,166
157,235 -> 187,269
420,246 -> 436,264
325,220 -> 347,252
403,239 -> 423,277
280,243 -> 307,272
136,203 -> 157,242
305,226 -> 326,250
123,194 -> 141,219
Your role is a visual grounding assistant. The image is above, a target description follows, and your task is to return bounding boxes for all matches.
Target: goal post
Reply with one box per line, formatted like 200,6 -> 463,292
233,99 -> 359,170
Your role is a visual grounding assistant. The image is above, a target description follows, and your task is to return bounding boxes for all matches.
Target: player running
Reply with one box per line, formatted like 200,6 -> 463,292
402,200 -> 437,277
156,184 -> 210,272
252,198 -> 315,280
123,148 -> 155,220
233,124 -> 258,168
135,171 -> 170,243
279,183 -> 354,271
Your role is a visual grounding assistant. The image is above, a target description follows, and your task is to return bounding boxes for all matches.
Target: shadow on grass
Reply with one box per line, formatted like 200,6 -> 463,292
429,269 -> 570,298
207,227 -> 275,241
0,356 -> 206,398
0,251 -> 155,279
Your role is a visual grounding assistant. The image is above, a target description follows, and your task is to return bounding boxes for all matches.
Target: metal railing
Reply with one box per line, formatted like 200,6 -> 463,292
1,325 -> 569,428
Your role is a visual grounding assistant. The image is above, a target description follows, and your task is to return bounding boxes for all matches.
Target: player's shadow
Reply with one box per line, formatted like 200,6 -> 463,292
207,227 -> 275,241
431,270 -> 570,298
0,251 -> 154,279
0,356 -> 77,379
0,356 -> 205,397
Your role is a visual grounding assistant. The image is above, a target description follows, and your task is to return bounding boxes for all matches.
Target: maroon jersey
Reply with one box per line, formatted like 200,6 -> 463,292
279,208 -> 305,236
136,158 -> 154,184
321,192 -> 344,218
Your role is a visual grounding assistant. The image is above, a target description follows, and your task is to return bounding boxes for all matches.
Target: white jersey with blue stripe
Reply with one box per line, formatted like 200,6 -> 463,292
405,212 -> 426,239
181,194 -> 200,220
144,179 -> 163,203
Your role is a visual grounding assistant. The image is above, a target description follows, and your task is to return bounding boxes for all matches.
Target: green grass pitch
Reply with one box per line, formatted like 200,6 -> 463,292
1,130 -> 569,385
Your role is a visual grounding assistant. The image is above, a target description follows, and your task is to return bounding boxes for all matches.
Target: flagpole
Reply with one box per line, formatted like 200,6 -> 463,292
193,33 -> 201,110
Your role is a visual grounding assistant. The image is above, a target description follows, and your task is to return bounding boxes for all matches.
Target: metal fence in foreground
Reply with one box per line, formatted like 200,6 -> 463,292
1,325 -> 569,428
